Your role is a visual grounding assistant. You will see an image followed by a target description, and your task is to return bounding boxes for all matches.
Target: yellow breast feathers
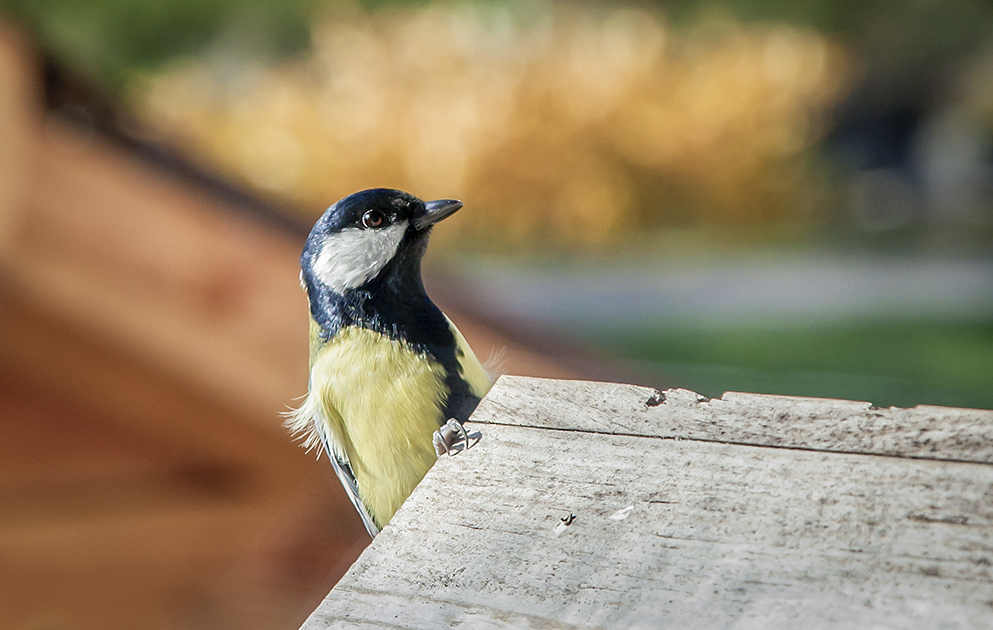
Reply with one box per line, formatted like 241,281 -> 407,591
289,321 -> 491,529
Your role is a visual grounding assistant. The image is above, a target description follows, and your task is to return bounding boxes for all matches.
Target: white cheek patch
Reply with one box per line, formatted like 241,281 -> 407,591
313,221 -> 408,293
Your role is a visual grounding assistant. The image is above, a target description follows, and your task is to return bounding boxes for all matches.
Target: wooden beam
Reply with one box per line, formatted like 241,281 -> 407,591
303,376 -> 993,629
7,120 -> 310,424
0,19 -> 38,255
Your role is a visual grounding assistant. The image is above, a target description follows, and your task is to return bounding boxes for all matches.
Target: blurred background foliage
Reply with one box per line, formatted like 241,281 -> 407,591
6,0 -> 993,249
128,4 -> 851,249
3,0 -> 992,408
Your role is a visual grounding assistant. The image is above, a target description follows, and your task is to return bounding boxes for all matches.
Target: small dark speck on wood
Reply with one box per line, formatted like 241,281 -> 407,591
646,390 -> 665,407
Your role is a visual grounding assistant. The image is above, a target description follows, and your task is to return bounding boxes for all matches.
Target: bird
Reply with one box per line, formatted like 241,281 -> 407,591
286,188 -> 492,537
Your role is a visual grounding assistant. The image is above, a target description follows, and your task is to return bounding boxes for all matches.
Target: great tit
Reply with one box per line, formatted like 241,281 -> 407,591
287,188 -> 492,537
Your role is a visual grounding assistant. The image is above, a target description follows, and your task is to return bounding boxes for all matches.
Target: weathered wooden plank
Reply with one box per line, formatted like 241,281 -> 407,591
308,426 -> 993,628
303,378 -> 993,629
473,376 -> 993,464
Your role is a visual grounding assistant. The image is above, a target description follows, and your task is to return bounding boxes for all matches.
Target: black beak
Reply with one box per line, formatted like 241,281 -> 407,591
414,199 -> 463,230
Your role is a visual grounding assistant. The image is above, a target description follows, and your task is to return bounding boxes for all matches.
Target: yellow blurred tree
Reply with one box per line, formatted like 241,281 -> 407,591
132,2 -> 853,250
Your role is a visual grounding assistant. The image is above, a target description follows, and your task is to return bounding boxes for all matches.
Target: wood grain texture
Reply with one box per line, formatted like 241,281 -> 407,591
474,376 -> 993,464
303,377 -> 993,629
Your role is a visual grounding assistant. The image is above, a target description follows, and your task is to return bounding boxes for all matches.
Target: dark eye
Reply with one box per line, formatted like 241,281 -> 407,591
362,210 -> 387,229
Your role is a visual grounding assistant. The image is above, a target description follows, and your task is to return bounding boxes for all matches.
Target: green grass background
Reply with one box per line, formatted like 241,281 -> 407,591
594,320 -> 993,410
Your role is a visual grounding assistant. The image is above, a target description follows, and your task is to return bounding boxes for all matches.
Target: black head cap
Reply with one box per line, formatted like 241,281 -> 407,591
299,189 -> 463,330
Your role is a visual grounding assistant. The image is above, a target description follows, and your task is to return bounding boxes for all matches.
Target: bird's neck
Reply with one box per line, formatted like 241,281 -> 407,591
310,247 -> 449,348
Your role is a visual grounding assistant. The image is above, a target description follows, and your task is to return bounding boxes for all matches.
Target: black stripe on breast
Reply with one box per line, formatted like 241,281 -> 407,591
304,251 -> 481,425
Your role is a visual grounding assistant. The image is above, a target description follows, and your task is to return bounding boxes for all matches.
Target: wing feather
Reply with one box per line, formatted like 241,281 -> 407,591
446,316 -> 494,399
285,380 -> 381,537
314,408 -> 381,537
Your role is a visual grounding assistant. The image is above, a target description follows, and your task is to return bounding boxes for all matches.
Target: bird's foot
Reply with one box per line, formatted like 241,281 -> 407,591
433,419 -> 481,456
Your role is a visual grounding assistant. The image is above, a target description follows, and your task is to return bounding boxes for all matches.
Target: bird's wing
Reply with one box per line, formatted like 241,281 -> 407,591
285,378 -> 381,538
314,407 -> 381,538
446,315 -> 494,398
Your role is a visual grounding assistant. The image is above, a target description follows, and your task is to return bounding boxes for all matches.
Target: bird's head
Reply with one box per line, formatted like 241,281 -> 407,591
300,188 -> 462,299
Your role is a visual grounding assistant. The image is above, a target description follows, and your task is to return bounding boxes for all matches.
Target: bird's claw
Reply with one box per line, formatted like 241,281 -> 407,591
433,418 -> 480,456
